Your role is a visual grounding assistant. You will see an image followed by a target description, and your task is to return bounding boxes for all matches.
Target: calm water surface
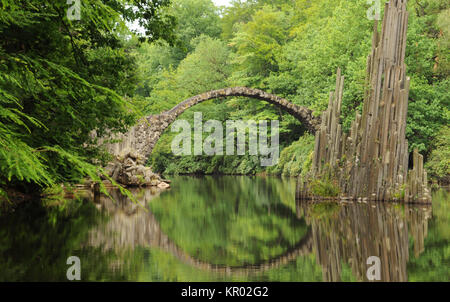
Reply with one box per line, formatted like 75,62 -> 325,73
0,176 -> 448,281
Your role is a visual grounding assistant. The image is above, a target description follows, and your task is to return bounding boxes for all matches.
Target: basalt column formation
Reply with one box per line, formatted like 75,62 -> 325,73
298,0 -> 431,203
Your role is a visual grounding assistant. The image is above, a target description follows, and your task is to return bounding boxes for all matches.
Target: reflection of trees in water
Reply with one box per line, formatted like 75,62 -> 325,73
407,190 -> 449,281
86,180 -> 434,280
296,200 -> 432,281
86,186 -> 313,275
150,176 -> 309,266
0,200 -> 106,281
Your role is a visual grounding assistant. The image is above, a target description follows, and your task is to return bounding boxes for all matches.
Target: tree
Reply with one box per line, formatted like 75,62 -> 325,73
229,5 -> 290,88
176,36 -> 232,95
115,0 -> 449,178
133,0 -> 222,99
0,0 -> 176,198
170,0 -> 221,56
425,126 -> 450,184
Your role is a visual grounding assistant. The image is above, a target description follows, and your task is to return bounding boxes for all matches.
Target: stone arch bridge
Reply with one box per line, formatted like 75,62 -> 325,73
105,87 -> 319,160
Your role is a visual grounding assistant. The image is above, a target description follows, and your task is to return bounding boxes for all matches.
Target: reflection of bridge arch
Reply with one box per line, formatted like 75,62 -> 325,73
87,194 -> 312,274
106,87 -> 319,159
86,189 -> 433,280
163,228 -> 312,274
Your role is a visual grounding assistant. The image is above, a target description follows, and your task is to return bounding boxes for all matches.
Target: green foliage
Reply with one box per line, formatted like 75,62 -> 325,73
229,5 -> 290,87
0,176 -> 326,281
133,0 -> 222,99
220,0 -> 293,42
0,0 -> 176,198
3,0 -> 447,195
150,176 -> 308,266
269,0 -> 372,127
403,1 -> 449,154
135,0 -> 449,177
0,199 -> 102,281
425,126 -> 450,184
175,36 -> 232,95
407,190 -> 450,281
309,202 -> 340,220
392,184 -> 406,200
310,174 -> 340,198
1,177 -> 448,281
139,35 -> 231,114
404,4 -> 450,154
169,0 -> 221,57
266,134 -> 314,176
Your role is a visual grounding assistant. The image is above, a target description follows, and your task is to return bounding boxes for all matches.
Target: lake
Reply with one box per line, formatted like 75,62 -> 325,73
0,176 -> 448,281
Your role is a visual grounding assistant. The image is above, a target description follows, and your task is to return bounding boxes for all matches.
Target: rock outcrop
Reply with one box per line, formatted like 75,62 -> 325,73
102,149 -> 170,189
298,0 -> 431,203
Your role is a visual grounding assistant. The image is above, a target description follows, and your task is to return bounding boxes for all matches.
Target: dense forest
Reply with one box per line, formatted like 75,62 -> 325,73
0,0 -> 449,202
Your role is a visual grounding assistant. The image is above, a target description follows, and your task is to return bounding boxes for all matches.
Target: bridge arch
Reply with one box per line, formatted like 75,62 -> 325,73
125,87 -> 319,159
